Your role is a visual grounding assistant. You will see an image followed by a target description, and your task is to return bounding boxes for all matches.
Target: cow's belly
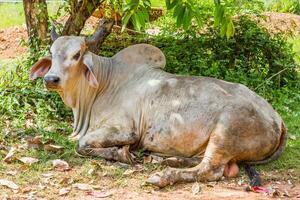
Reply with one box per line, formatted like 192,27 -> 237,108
142,119 -> 211,157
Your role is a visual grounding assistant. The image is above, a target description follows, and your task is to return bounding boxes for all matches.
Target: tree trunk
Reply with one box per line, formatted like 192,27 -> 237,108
23,0 -> 49,42
62,0 -> 104,35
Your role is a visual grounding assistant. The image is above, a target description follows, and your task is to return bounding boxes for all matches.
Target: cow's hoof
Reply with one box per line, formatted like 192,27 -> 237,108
147,169 -> 175,188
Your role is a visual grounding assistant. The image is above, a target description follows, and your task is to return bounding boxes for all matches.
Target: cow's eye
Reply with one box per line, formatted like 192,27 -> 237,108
73,51 -> 80,60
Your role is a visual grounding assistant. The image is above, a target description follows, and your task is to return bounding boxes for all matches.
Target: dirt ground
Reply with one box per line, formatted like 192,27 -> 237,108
0,25 -> 27,60
0,163 -> 300,200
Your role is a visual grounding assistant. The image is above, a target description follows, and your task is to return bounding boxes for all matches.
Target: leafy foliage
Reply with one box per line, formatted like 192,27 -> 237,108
102,15 -> 299,100
115,0 -> 265,38
265,0 -> 300,14
0,56 -> 72,135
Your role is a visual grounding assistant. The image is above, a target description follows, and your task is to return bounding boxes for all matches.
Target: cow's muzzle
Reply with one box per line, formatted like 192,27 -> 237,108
44,75 -> 60,89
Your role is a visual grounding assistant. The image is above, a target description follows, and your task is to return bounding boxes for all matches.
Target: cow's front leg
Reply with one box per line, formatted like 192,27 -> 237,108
77,128 -> 138,164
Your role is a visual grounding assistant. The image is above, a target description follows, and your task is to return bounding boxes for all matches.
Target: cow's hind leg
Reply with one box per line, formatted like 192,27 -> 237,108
147,148 -> 227,187
161,156 -> 202,168
147,125 -> 234,187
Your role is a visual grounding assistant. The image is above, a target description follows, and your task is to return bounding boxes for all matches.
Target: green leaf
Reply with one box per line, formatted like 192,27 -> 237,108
226,18 -> 235,39
121,13 -> 132,32
214,4 -> 224,27
132,13 -> 142,31
143,0 -> 151,8
173,3 -> 182,18
87,3 -> 94,14
183,5 -> 192,30
220,18 -> 227,37
140,8 -> 149,23
175,5 -> 186,27
166,0 -> 179,10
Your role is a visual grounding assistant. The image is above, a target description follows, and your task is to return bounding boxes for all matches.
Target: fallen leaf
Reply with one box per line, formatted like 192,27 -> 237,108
289,135 -> 296,140
133,164 -> 145,172
283,189 -> 291,197
38,183 -> 46,190
143,155 -> 152,164
88,168 -> 95,175
25,119 -> 34,129
59,177 -> 72,185
92,185 -> 101,190
20,186 -> 31,193
248,186 -> 273,194
151,155 -> 164,164
86,191 -> 113,198
123,169 -> 135,176
0,179 -> 19,190
18,157 -> 39,165
41,173 -> 53,178
52,159 -> 70,171
206,181 -> 217,188
0,144 -> 6,150
59,187 -> 71,196
44,144 -> 63,153
270,189 -> 281,197
191,182 -> 201,195
73,183 -> 93,191
26,136 -> 43,149
6,170 -> 17,176
3,147 -> 16,162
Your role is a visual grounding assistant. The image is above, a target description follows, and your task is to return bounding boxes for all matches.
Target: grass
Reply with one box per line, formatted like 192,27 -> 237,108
257,85 -> 300,176
0,3 -> 24,29
0,2 -> 65,29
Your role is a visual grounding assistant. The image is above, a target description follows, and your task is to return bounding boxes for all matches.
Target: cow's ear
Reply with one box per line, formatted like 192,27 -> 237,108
29,57 -> 52,80
83,53 -> 99,88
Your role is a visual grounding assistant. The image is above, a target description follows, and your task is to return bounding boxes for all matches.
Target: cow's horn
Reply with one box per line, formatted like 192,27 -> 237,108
51,25 -> 59,42
85,18 -> 114,46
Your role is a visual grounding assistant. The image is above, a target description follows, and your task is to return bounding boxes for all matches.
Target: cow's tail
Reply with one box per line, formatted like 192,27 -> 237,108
242,121 -> 288,186
244,121 -> 288,165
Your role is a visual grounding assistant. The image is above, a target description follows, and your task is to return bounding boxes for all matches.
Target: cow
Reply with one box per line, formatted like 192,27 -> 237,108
29,28 -> 287,188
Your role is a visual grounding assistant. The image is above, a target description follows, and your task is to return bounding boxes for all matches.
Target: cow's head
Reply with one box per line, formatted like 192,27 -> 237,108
29,27 -> 102,92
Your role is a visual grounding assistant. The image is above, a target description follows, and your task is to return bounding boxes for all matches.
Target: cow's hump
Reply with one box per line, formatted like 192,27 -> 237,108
113,44 -> 166,69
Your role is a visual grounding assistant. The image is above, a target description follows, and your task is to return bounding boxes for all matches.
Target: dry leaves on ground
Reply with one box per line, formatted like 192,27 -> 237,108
3,147 -> 16,162
72,183 -> 93,191
86,191 -> 113,198
58,187 -> 71,196
0,179 -> 19,190
52,159 -> 71,172
191,182 -> 201,195
18,157 -> 39,165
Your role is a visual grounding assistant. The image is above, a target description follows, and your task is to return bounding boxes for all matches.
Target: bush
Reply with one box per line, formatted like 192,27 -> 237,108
0,57 -> 72,134
102,15 -> 299,100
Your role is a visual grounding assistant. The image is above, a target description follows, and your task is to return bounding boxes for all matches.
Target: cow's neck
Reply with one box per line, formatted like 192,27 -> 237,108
70,53 -> 114,138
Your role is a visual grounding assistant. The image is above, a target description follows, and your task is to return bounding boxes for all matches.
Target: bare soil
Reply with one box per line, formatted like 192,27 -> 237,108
0,161 -> 299,200
257,12 -> 300,35
0,25 -> 27,60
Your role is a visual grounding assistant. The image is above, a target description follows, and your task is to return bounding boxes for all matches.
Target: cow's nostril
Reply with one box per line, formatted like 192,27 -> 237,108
44,75 -> 60,84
